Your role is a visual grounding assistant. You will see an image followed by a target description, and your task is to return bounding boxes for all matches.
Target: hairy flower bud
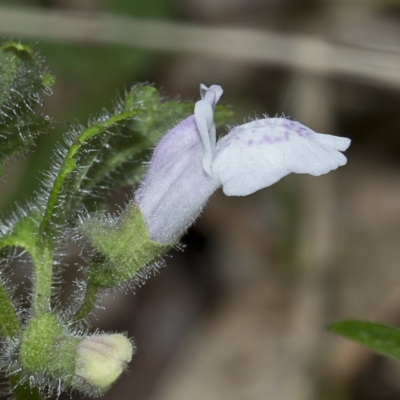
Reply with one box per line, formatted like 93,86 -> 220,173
17,314 -> 133,395
73,334 -> 134,391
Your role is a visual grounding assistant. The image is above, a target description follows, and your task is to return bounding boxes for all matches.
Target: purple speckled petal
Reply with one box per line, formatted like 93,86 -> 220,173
212,118 -> 350,196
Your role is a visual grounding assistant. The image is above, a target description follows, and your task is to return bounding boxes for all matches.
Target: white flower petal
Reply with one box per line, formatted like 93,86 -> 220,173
212,118 -> 350,196
200,84 -> 223,105
312,133 -> 351,151
194,100 -> 215,176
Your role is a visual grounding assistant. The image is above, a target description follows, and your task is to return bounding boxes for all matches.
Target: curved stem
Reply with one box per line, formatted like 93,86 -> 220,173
71,282 -> 98,324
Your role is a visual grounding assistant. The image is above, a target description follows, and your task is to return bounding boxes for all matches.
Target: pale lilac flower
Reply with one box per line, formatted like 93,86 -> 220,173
135,84 -> 350,244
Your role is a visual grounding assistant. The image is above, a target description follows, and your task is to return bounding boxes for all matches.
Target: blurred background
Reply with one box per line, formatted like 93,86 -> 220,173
1,0 -> 400,399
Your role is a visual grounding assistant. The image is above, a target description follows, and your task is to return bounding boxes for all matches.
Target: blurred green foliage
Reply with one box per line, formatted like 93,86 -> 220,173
0,42 -> 52,177
0,0 -> 177,212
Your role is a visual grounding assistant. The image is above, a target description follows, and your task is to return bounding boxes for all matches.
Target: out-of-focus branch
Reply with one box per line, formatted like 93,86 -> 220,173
0,6 -> 399,89
330,13 -> 400,54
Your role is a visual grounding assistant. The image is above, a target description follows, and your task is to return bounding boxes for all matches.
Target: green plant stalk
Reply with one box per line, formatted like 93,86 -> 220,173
0,239 -> 53,314
31,240 -> 54,314
71,282 -> 98,324
0,218 -> 54,314
32,112 -> 140,316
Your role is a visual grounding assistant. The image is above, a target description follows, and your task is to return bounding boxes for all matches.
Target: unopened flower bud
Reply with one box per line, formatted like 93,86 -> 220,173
74,334 -> 134,391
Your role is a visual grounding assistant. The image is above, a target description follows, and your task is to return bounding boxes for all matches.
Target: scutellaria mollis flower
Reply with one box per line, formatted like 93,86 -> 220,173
135,84 -> 350,244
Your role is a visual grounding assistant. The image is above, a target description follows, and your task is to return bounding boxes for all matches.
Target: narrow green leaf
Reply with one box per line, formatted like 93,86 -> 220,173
0,42 -> 53,176
328,320 -> 400,360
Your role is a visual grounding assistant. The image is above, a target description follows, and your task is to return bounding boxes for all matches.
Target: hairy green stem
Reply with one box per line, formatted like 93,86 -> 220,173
0,218 -> 54,314
31,241 -> 54,314
34,113 -> 140,316
71,282 -> 98,323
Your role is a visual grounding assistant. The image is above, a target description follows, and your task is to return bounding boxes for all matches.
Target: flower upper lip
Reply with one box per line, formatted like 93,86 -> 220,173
194,85 -> 221,176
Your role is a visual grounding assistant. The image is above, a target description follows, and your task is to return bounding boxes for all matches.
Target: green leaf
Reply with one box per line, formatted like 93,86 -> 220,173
328,320 -> 400,360
0,42 -> 53,176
